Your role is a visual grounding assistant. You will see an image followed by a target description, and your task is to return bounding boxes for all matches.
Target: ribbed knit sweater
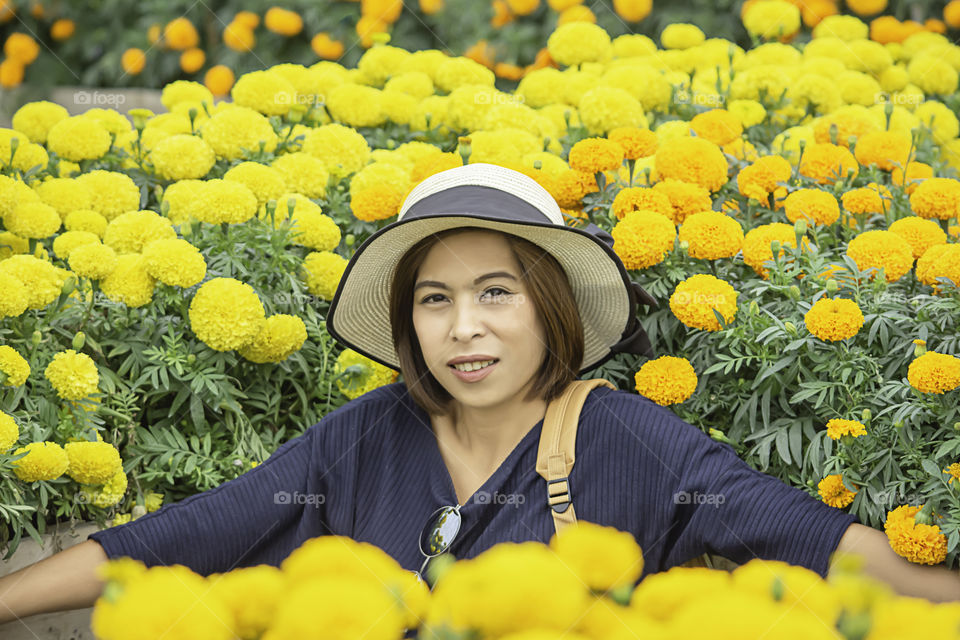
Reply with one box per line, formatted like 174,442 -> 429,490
89,382 -> 858,580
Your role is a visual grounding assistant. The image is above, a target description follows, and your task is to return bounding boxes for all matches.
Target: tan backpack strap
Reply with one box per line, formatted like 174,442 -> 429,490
536,378 -> 617,537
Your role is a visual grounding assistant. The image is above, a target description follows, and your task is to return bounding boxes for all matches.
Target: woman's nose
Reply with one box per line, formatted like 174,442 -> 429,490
449,295 -> 484,340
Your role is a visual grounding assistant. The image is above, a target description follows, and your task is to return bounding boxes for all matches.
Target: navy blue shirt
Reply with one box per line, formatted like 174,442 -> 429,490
88,382 -> 858,579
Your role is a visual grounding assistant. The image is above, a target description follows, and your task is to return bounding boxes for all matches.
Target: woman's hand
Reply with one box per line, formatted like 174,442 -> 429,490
0,539 -> 108,625
830,523 -> 960,603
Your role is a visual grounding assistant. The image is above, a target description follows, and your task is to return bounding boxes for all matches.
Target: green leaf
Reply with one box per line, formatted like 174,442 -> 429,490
922,459 -> 943,478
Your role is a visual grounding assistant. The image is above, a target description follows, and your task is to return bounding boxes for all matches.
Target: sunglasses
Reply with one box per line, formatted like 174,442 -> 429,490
413,503 -> 462,586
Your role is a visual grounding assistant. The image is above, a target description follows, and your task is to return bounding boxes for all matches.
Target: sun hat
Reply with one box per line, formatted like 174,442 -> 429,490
326,163 -> 658,375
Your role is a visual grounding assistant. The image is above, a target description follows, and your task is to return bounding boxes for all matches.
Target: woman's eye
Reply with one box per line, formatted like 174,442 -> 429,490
483,287 -> 511,300
421,294 -> 444,304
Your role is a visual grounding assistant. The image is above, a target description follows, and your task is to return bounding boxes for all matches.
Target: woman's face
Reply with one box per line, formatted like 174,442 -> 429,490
411,229 -> 547,411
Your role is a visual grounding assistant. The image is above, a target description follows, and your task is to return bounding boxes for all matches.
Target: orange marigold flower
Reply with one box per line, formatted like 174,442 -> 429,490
312,33 -> 345,60
783,188 -> 840,226
690,109 -> 743,146
655,136 -> 728,192
888,216 -> 947,261
742,222 -> 810,278
164,17 -> 199,50
411,152 -> 462,184
491,0 -> 514,27
916,243 -> 960,291
946,0 -> 960,29
607,127 -> 657,160
884,505 -> 948,565
736,155 -> 792,206
552,169 -> 597,208
845,229 -> 914,282
804,297 -> 865,342
909,177 -> 960,221
813,112 -> 880,148
669,274 -> 738,332
907,351 -> 960,394
264,7 -> 303,36
611,209 -> 676,270
652,178 -> 712,224
610,187 -> 673,221
826,418 -> 867,440
799,142 -> 859,185
891,162 -> 933,195
678,210 -> 744,260
841,188 -> 884,215
568,137 -> 625,174
853,130 -> 913,172
351,185 -> 405,222
818,474 -> 856,509
634,355 -> 698,406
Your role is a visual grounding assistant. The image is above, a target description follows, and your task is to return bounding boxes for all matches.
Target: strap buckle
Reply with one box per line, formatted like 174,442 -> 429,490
547,476 -> 572,514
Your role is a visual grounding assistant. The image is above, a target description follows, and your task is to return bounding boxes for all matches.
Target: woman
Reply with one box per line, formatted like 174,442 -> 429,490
1,163 -> 959,626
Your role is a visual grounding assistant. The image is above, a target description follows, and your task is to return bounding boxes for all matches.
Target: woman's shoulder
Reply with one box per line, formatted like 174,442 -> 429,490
579,383 -> 708,448
305,381 -> 412,440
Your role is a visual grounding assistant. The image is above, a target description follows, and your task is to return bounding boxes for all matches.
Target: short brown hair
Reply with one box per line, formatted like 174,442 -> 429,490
389,226 -> 584,417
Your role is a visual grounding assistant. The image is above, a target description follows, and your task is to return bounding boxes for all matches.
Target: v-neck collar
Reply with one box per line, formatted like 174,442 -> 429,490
404,390 -> 544,510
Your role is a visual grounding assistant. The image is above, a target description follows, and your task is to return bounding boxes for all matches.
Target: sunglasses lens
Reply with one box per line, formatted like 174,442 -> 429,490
419,505 -> 461,556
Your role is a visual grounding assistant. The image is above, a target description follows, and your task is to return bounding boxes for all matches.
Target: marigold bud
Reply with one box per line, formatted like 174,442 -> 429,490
826,278 -> 838,293
784,321 -> 797,336
72,332 -> 85,350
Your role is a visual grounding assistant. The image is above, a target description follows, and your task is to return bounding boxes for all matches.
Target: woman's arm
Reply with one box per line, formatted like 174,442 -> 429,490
830,522 -> 960,603
0,539 -> 108,625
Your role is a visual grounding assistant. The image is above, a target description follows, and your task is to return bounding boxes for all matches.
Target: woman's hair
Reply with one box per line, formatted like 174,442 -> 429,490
389,226 -> 584,417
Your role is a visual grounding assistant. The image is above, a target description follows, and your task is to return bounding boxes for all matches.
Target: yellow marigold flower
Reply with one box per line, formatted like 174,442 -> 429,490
0,255 -> 66,309
611,210 -> 676,270
742,222 -> 809,279
351,184 -> 405,223
411,152 -> 462,184
223,162 -> 287,207
669,274 -> 738,332
100,254 -> 156,307
52,230 -> 99,260
736,155 -> 792,206
551,169 -> 596,208
44,349 -> 99,400
207,566 -> 285,640
199,179 -> 259,225
611,187 -> 673,221
841,188 -> 884,216
12,441 -> 69,482
325,83 -> 387,128
607,127 -> 657,160
264,7 -> 302,36
74,171 -> 140,221
302,251 -> 347,300
690,109 -> 743,146
34,178 -> 93,219
944,463 -> 960,485
549,520 -> 643,591
199,106 -> 279,161
334,348 -> 399,399
888,217 -> 946,260
568,138 -> 624,174
103,210 -> 176,255
82,468 -> 128,508
0,272 -> 28,318
143,492 -> 163,512
45,115 -> 112,162
826,418 -> 867,440
278,197 -> 341,251
68,242 -> 117,281
910,177 -> 960,221
557,4 -> 595,24
434,56 -> 495,93
803,297 -> 865,341
800,143 -> 859,185
547,22 -> 612,67
655,136 -> 728,192
908,54 -> 958,96
853,130 -> 912,172
845,229 -> 914,282
818,474 -> 857,508
661,23 -> 704,49
357,44 -> 411,87
160,80 -> 214,112
0,346 -> 29,386
65,441 -> 122,485
271,152 -> 329,199
634,355 -> 698,406
743,0 -> 801,40
3,200 -> 61,239
301,124 -> 371,179
891,162 -> 932,195
884,505 -> 948,565
907,351 -> 960,394
916,243 -> 960,291
141,238 -> 206,288
813,14 -> 869,40
239,314 -> 308,364
679,211 -> 744,260
783,188 -> 840,226
0,411 -> 19,451
578,86 -> 647,135
651,179 -> 710,225
189,278 -> 265,351
727,99 -> 766,129
12,101 -> 68,144
148,134 -> 216,181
